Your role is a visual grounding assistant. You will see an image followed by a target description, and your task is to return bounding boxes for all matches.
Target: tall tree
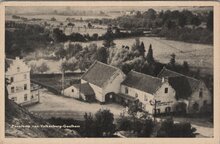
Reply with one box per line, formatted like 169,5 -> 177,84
169,53 -> 176,67
131,38 -> 141,51
191,16 -> 201,27
146,44 -> 154,64
143,8 -> 157,20
182,61 -> 189,74
139,42 -> 146,57
178,14 -> 187,28
82,113 -> 96,137
96,47 -> 108,64
94,109 -> 115,137
103,26 -> 115,48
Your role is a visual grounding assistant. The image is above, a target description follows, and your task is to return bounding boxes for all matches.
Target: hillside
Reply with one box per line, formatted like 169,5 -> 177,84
5,100 -> 80,138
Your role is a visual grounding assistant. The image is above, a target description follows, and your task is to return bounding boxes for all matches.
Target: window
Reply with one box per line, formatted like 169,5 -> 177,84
24,74 -> 27,79
203,100 -> 207,106
165,107 -> 171,113
144,95 -> 148,101
17,67 -> 20,72
154,108 -> 160,114
135,93 -> 138,98
24,94 -> 28,101
10,77 -> 14,83
24,84 -> 27,90
193,102 -> 199,111
11,97 -> 17,102
11,87 -> 15,93
125,87 -> 128,94
31,95 -> 34,99
72,89 -> 74,92
199,88 -> 203,98
165,88 -> 168,93
142,104 -> 146,110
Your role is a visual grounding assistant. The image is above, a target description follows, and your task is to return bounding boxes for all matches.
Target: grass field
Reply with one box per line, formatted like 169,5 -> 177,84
26,36 -> 213,75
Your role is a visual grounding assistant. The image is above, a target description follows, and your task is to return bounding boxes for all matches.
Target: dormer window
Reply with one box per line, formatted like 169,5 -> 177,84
17,67 -> 20,72
199,88 -> 203,98
165,88 -> 168,93
24,84 -> 27,90
10,77 -> 14,83
125,87 -> 128,94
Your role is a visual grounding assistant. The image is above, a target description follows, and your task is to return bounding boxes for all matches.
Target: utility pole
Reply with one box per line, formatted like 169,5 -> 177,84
154,99 -> 157,123
62,69 -> 64,95
61,57 -> 65,95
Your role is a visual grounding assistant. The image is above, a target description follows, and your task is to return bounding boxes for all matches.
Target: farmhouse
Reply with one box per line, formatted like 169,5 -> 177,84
81,61 -> 126,103
79,61 -> 211,114
157,67 -> 212,113
5,57 -> 40,106
120,70 -> 176,114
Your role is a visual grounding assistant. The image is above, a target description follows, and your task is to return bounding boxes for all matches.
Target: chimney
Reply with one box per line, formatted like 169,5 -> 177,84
15,57 -> 20,60
162,77 -> 168,83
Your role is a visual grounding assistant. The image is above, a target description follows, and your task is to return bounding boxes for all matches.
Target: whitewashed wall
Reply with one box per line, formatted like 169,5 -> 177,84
120,84 -> 155,113
63,85 -> 79,99
103,71 -> 126,99
188,82 -> 212,113
6,57 -> 31,104
154,82 -> 176,113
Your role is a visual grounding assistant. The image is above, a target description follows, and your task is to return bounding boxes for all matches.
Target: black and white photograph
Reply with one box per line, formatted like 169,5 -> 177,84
4,3 -> 215,139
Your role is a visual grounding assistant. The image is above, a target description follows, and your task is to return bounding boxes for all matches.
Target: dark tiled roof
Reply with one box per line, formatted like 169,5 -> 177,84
157,67 -> 201,98
167,76 -> 192,99
81,61 -> 120,87
74,83 -> 95,96
5,58 -> 13,72
122,70 -> 162,94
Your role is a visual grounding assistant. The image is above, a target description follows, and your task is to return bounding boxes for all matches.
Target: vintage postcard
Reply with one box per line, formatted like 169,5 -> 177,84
0,1 -> 219,144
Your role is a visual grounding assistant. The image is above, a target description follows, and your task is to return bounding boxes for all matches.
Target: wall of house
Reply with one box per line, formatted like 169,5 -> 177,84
89,83 -> 103,102
103,71 -> 126,100
20,89 -> 39,106
120,85 -> 155,114
154,82 -> 176,113
188,82 -> 212,113
6,57 -> 31,105
81,79 -> 103,102
63,86 -> 79,99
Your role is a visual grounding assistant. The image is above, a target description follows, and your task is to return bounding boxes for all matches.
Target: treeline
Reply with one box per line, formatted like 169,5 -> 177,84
88,9 -> 213,44
51,26 -> 144,43
5,23 -> 51,57
48,108 -> 197,137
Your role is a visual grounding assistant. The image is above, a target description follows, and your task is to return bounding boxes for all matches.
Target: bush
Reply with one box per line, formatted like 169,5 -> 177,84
157,117 -> 197,137
82,109 -> 115,137
116,115 -> 154,137
116,115 -> 132,131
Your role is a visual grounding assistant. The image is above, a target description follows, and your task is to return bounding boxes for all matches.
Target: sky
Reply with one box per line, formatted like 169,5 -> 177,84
6,6 -> 213,15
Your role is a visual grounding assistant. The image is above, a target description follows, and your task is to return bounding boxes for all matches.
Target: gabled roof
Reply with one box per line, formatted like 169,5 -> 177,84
81,61 -> 121,87
167,76 -> 192,99
157,67 -> 201,98
122,70 -> 162,94
73,83 -> 95,96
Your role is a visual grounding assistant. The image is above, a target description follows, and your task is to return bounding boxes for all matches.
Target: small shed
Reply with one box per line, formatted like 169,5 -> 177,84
63,83 -> 95,102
